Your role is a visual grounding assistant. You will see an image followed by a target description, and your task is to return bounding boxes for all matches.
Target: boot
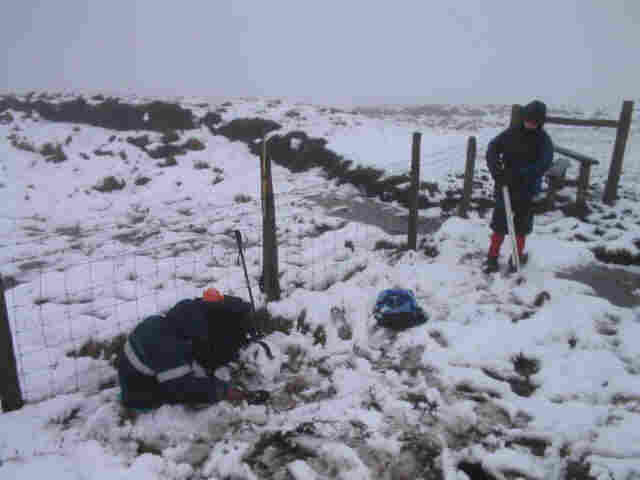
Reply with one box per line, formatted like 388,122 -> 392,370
483,255 -> 499,274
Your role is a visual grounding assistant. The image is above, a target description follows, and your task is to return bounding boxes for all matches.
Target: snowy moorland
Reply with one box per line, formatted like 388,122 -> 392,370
0,92 -> 639,480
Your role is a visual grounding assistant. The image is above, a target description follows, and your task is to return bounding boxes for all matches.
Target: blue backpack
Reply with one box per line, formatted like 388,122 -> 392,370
373,289 -> 428,330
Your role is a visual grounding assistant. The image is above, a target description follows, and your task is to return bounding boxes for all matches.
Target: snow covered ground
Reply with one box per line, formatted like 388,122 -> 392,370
1,93 -> 639,479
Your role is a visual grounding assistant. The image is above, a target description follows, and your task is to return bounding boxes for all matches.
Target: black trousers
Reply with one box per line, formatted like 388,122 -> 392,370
490,191 -> 534,236
118,351 -> 162,409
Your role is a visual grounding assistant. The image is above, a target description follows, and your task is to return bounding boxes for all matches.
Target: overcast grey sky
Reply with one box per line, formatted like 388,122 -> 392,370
1,1 -> 638,108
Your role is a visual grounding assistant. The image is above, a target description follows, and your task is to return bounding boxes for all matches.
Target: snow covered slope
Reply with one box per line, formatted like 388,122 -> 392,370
1,93 -> 639,479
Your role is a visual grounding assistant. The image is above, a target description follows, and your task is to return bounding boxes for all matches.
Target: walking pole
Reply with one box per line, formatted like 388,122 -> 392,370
502,185 -> 520,273
234,230 -> 255,313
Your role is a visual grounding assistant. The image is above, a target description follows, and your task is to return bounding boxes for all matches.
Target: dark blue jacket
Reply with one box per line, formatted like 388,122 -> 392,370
487,125 -> 553,204
119,298 -> 248,408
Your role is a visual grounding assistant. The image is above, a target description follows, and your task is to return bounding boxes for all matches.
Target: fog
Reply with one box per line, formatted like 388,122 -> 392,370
1,1 -> 638,108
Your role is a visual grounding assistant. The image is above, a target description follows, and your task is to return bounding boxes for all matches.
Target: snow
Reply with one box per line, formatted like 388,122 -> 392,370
1,94 -> 639,479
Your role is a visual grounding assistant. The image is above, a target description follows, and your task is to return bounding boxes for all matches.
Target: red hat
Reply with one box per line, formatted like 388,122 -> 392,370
203,287 -> 224,302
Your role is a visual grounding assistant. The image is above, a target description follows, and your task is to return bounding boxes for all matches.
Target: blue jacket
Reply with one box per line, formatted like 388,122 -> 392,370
119,298 -> 242,407
486,125 -> 553,203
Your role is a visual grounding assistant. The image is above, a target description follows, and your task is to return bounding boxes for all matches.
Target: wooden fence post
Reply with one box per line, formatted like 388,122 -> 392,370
261,138 -> 281,301
510,104 -> 522,128
576,162 -> 592,207
603,100 -> 634,205
1,274 -> 24,412
457,136 -> 477,218
408,132 -> 422,250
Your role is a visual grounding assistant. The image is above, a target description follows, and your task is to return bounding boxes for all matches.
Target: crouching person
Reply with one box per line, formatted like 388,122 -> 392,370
118,287 -> 268,410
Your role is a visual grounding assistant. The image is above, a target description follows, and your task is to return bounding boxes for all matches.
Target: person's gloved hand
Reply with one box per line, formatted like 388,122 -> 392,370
226,387 -> 247,403
246,390 -> 270,405
226,388 -> 270,405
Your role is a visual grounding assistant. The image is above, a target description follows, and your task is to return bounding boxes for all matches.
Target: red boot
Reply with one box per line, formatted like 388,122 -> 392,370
484,233 -> 504,273
489,233 -> 504,257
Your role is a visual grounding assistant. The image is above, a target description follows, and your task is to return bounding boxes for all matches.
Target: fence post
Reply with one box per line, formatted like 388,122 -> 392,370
0,274 -> 23,412
408,132 -> 422,250
261,138 -> 281,301
603,100 -> 634,205
457,136 -> 477,218
510,104 -> 522,128
545,176 -> 560,210
576,162 -> 592,207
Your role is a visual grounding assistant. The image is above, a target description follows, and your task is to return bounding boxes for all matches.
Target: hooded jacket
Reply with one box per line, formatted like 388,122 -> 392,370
118,297 -> 250,408
486,101 -> 554,202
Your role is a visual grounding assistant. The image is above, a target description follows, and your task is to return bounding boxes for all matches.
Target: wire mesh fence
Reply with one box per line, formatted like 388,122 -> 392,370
2,194 -> 402,405
3,229 -> 257,403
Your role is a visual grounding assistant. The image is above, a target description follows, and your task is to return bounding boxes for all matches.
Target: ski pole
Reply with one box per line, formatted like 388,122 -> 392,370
502,185 -> 520,273
234,230 -> 256,313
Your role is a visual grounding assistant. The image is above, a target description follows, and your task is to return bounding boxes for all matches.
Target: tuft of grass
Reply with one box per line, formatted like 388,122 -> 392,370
193,160 -> 209,170
396,432 -> 443,480
126,135 -> 150,150
507,436 -> 549,457
429,330 -> 448,347
94,176 -> 126,192
40,143 -> 67,163
0,111 -> 14,124
592,246 -> 640,266
134,176 -> 151,186
93,148 -> 114,157
251,307 -> 293,335
234,193 -> 252,204
423,244 -> 439,258
457,462 -> 494,480
19,260 -> 47,272
182,137 -> 205,151
161,130 -> 180,143
40,142 -> 57,156
136,440 -> 163,456
312,325 -> 327,346
48,407 -> 81,430
157,156 -> 178,167
512,352 -> 540,377
244,431 -> 313,479
67,334 -> 127,367
374,240 -> 401,251
11,136 -> 37,152
533,291 -> 551,307
296,309 -> 309,334
33,296 -> 50,306
565,460 -> 597,480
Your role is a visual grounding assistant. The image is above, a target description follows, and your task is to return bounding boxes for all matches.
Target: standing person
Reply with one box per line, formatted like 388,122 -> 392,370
484,100 -> 553,273
118,288 -> 268,410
